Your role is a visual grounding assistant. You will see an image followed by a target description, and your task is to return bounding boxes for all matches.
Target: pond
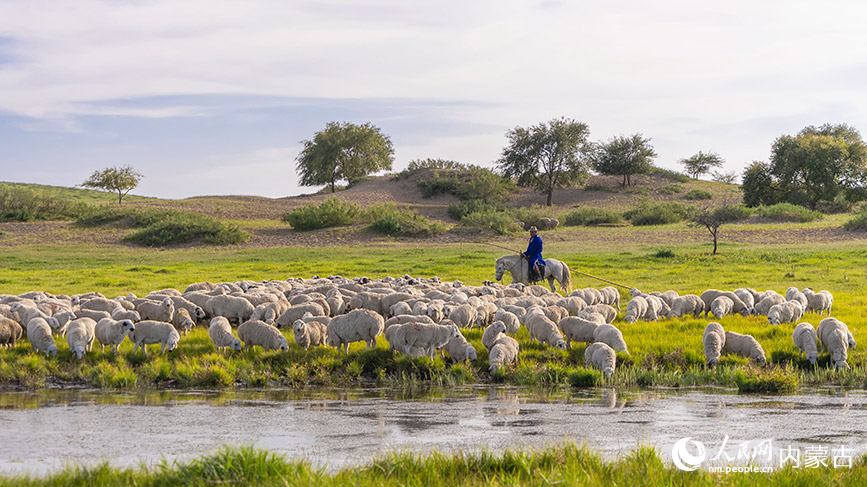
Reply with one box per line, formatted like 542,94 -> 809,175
1,386 -> 865,475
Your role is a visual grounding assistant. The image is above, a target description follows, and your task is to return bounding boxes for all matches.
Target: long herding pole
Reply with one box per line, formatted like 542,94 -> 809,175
480,241 -> 634,290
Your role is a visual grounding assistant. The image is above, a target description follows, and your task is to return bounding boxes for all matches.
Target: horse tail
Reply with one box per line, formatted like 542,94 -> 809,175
561,261 -> 572,294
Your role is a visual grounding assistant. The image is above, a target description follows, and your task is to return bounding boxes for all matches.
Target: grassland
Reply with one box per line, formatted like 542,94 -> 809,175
1,443 -> 865,486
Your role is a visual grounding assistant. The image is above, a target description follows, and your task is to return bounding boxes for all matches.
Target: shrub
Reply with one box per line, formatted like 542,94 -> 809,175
511,206 -> 546,229
844,208 -> 867,231
126,213 -> 248,246
282,197 -> 360,230
623,202 -> 694,226
447,199 -> 495,220
459,209 -> 520,235
418,166 -> 515,203
755,203 -> 823,222
683,189 -> 712,200
0,187 -> 87,222
366,204 -> 446,237
657,184 -> 683,195
400,158 -> 466,177
561,208 -> 622,226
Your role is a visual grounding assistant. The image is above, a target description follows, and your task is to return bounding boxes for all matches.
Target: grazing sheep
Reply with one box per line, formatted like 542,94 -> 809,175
274,302 -> 327,328
703,322 -> 726,367
598,286 -> 621,312
208,317 -> 242,352
768,301 -> 804,326
592,324 -> 628,354
66,317 -> 97,360
541,305 -> 569,324
137,298 -> 175,323
643,295 -> 669,321
389,301 -> 413,318
710,296 -> 734,319
110,308 -> 141,323
447,304 -> 478,328
326,309 -> 384,354
733,288 -> 756,311
79,297 -> 123,315
555,296 -> 588,316
576,311 -> 607,325
585,342 -> 616,378
26,317 -> 58,357
792,322 -> 819,366
668,294 -> 705,318
474,302 -> 498,328
205,295 -> 255,324
558,316 -> 600,348
129,320 -> 181,356
167,295 -> 207,321
0,317 -> 23,348
444,332 -> 477,364
493,308 -> 521,334
10,302 -> 58,331
802,289 -> 833,316
387,321 -> 459,358
524,310 -> 568,350
237,319 -> 289,351
784,288 -> 808,310
753,293 -> 786,317
724,331 -> 766,364
384,314 -> 434,329
700,290 -> 750,317
482,321 -> 507,351
624,296 -> 648,324
172,308 -> 196,336
488,335 -> 519,372
817,318 -> 850,369
292,319 -> 328,350
95,318 -> 135,353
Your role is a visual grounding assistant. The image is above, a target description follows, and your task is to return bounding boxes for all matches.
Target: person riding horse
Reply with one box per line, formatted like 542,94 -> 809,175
521,226 -> 544,282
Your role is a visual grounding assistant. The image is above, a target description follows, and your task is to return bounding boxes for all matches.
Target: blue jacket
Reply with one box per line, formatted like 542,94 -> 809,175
524,234 -> 543,269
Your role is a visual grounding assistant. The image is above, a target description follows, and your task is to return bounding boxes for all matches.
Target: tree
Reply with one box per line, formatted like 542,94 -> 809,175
296,122 -> 394,193
769,123 -> 867,209
741,161 -> 779,207
496,117 -> 591,206
691,203 -> 751,255
80,165 -> 143,205
591,134 -> 657,186
679,151 -> 724,179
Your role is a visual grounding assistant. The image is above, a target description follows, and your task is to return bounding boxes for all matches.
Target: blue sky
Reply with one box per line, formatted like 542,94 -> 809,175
1,0 -> 866,198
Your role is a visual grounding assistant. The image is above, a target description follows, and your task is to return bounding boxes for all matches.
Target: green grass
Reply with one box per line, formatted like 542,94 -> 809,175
561,207 -> 623,226
2,443 -> 865,486
756,203 -> 824,222
0,181 -> 153,204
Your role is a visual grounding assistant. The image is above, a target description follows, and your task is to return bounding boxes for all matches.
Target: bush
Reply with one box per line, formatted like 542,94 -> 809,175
657,184 -> 683,195
755,203 -> 823,222
623,202 -> 694,226
447,199 -> 495,220
683,189 -> 712,200
844,208 -> 867,231
126,213 -> 248,246
511,206 -> 546,229
282,197 -> 360,230
0,187 -> 87,222
366,204 -> 446,237
561,208 -> 622,226
459,209 -> 520,235
417,166 -> 515,203
400,158 -> 466,177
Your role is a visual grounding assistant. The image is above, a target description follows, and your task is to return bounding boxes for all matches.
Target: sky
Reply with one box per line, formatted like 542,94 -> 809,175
2,0 -> 867,199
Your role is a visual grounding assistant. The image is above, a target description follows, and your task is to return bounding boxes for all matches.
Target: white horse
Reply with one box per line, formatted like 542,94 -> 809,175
494,254 -> 572,294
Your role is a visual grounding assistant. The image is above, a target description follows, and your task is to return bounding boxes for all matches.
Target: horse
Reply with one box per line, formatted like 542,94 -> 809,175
494,254 -> 572,294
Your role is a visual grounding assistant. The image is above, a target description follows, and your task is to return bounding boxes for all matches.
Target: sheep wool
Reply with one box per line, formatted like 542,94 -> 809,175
66,317 -> 97,360
585,342 -> 616,378
129,320 -> 181,357
26,317 -> 58,357
710,296 -> 734,319
0,317 -> 23,348
95,318 -> 135,353
292,319 -> 327,350
703,322 -> 726,366
206,295 -> 255,324
208,316 -> 242,352
723,331 -> 766,364
488,335 -> 519,372
817,318 -> 850,369
237,319 -> 289,351
792,322 -> 819,366
558,317 -> 600,349
326,308 -> 384,354
493,308 -> 521,335
624,296 -> 648,324
592,324 -> 628,354
768,301 -> 804,326
668,295 -> 704,319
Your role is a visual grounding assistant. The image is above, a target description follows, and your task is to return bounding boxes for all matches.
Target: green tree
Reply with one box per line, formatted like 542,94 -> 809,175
591,134 -> 657,186
769,123 -> 867,209
741,161 -> 779,207
80,165 -> 143,205
691,203 -> 752,255
296,122 -> 394,193
679,151 -> 724,179
496,117 -> 591,206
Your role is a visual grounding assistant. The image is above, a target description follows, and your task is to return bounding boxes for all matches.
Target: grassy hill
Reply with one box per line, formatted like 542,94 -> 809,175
0,181 -> 154,205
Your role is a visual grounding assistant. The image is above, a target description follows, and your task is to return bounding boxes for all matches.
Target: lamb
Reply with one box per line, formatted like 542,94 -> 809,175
95,318 -> 135,353
481,321 -> 507,351
326,308 -> 384,354
444,330 -> 477,363
0,317 -> 23,348
447,304 -> 478,328
792,322 -> 819,365
205,295 -> 255,324
624,296 -> 648,324
493,308 -> 520,334
129,320 -> 181,356
767,301 -> 804,326
137,297 -> 175,323
66,317 -> 97,360
802,289 -> 833,316
26,317 -> 58,357
667,295 -> 705,318
817,318 -> 850,369
274,303 -> 327,328
524,310 -> 568,350
387,322 -> 459,358
208,317 -> 242,352
710,296 -> 734,319
584,342 -> 616,378
488,335 -> 519,372
172,307 -> 196,336
237,319 -> 289,351
703,322 -> 726,367
723,331 -> 766,364
592,324 -> 628,353
292,318 -> 328,350
753,293 -> 786,316
558,316 -> 600,348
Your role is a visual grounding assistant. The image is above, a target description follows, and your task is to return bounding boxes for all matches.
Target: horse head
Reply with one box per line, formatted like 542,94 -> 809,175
494,258 -> 506,281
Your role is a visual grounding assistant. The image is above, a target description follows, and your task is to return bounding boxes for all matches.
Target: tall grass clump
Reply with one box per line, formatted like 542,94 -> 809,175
735,366 -> 799,393
0,187 -> 87,222
75,207 -> 248,246
756,202 -> 823,222
657,184 -> 683,195
561,207 -> 622,226
683,189 -> 712,200
844,208 -> 867,231
366,204 -> 446,237
282,197 -> 361,230
446,199 -> 494,220
623,202 -> 694,226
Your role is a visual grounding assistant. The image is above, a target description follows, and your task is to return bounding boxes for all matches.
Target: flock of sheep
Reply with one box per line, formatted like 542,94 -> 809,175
0,273 -> 855,380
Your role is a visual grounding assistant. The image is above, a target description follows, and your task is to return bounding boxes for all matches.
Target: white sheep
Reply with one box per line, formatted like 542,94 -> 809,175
206,295 -> 255,324
292,318 -> 328,350
168,295 -> 207,321
576,311 -> 607,325
792,322 -> 819,366
482,321 -> 507,351
474,302 -> 498,328
172,307 -> 196,336
753,293 -> 786,316
803,289 -> 833,316
26,317 -> 58,357
733,288 -> 756,311
493,308 -> 521,334
703,322 -> 726,367
700,290 -> 750,316
710,296 -> 734,319
66,317 -> 97,360
389,301 -> 413,318
723,331 -> 766,364
817,318 -> 850,369
95,318 -> 135,353
524,310 -> 567,350
592,324 -> 628,354
488,335 -> 519,372
384,313 -> 434,329
208,316 -> 242,352
79,297 -> 124,315
387,322 -> 459,358
137,298 -> 175,323
110,308 -> 141,323
274,302 -> 327,328
326,308 -> 384,354
237,319 -> 289,351
447,304 -> 478,328
129,320 -> 181,356
584,342 -> 616,378
0,317 -> 24,348
624,296 -> 648,324
785,289 -> 808,310
444,331 -> 477,363
598,286 -> 621,312
555,296 -> 588,316
668,294 -> 705,319
558,316 -> 600,349
767,301 -> 804,326
249,302 -> 287,325
643,295 -> 669,321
